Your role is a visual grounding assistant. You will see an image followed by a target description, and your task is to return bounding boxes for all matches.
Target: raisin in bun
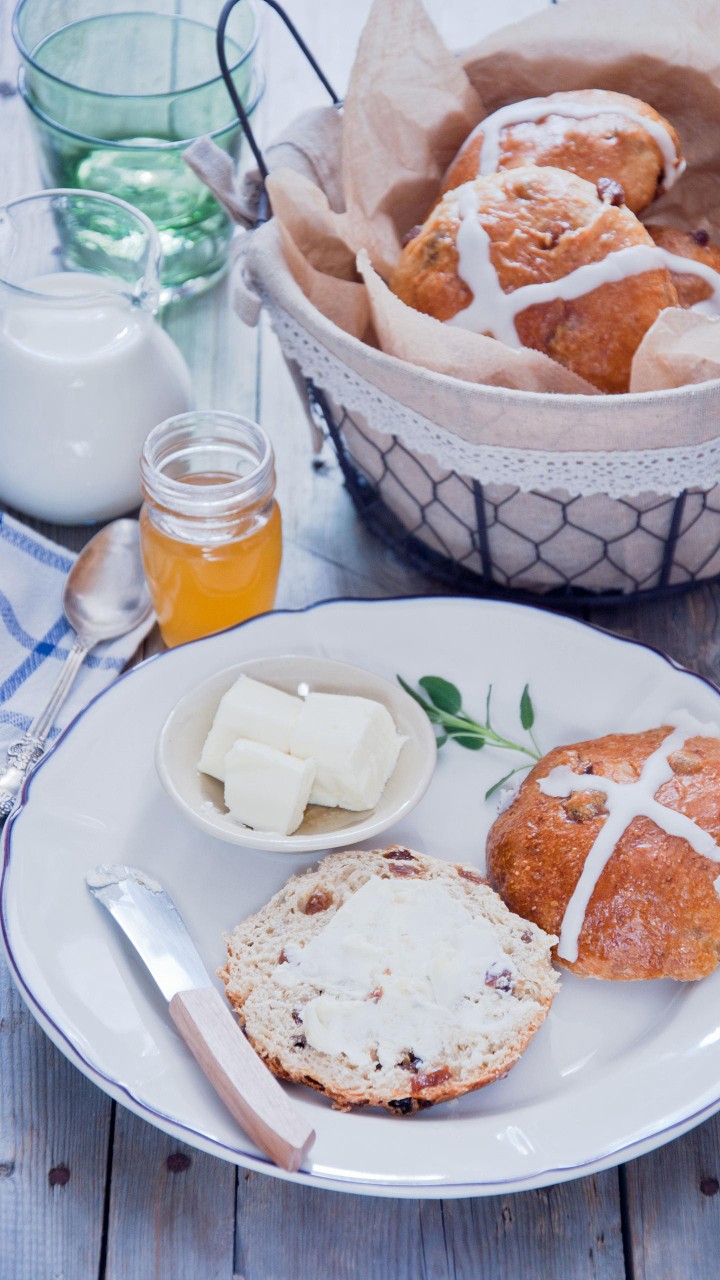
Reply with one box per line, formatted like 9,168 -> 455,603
442,90 -> 684,215
390,166 -> 678,394
221,847 -> 558,1113
486,727 -> 720,982
645,225 -> 720,310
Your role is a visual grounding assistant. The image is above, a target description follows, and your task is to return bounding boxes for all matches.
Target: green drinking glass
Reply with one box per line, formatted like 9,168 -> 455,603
14,0 -> 262,302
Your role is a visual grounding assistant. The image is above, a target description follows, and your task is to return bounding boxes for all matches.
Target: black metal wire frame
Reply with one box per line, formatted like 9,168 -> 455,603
306,381 -> 716,611
216,0 -> 340,222
216,1 -> 715,611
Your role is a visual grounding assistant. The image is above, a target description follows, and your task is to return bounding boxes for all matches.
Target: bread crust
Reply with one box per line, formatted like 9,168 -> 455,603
646,224 -> 720,308
442,90 -> 682,215
390,166 -> 678,394
486,729 -> 720,981
220,847 -> 559,1113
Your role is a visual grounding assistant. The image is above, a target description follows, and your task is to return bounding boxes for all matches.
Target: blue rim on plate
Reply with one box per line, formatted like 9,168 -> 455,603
3,594 -> 720,1196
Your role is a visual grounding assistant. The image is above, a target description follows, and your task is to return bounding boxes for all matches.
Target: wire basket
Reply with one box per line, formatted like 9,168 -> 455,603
216,0 -> 720,609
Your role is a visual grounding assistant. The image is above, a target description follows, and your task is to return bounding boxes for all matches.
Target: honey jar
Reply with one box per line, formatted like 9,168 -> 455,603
140,410 -> 282,647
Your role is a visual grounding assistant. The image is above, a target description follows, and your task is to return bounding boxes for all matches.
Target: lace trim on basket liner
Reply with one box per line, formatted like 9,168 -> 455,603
263,298 -> 720,499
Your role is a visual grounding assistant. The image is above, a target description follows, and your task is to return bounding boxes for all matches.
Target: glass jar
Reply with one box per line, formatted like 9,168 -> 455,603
140,411 -> 282,648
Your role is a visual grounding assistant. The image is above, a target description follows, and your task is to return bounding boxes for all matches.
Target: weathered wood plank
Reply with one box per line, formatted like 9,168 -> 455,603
0,0 -> 41,202
103,1107 -> 236,1280
437,1174 -> 625,1280
162,272 -> 258,421
621,1119 -> 720,1280
0,962 -> 112,1280
590,587 -> 720,686
234,1174 -> 447,1280
234,1169 -> 625,1280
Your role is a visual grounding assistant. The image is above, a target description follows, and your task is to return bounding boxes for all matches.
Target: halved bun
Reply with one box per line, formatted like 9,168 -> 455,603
220,846 -> 558,1113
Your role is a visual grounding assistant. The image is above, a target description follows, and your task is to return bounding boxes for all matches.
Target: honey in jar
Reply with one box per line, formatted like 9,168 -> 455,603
140,411 -> 282,647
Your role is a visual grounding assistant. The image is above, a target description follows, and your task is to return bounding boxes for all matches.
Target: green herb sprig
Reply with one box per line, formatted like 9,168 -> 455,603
397,674 -> 542,800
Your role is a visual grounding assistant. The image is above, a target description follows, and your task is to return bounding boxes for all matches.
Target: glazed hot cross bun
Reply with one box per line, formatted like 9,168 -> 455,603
391,166 -> 678,394
645,225 -> 720,311
442,89 -> 684,215
486,721 -> 720,981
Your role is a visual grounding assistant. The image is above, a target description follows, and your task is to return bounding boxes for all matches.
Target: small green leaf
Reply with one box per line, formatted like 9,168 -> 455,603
452,732 -> 485,751
485,683 -> 493,727
485,769 -> 519,800
520,684 -> 534,730
435,733 -> 448,748
419,675 -> 462,715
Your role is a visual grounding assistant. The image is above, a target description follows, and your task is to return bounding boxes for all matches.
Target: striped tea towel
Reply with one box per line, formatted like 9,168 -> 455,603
0,513 -> 155,754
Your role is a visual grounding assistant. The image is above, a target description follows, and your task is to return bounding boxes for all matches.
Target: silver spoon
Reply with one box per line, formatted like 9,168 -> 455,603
0,519 -> 153,822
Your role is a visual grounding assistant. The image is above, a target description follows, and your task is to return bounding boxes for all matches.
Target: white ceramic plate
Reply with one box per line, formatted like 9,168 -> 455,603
4,597 -> 720,1199
155,655 -> 436,851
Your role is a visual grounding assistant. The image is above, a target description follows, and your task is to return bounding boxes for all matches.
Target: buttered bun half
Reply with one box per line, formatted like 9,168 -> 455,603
221,847 -> 558,1113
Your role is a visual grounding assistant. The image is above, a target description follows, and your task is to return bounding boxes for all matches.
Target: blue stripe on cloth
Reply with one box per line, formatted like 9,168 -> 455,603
0,613 -> 71,701
0,591 -> 70,657
0,515 -> 74,573
0,707 -> 59,739
0,591 -> 125,677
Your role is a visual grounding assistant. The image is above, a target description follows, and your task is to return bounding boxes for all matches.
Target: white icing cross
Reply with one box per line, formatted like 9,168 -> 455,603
462,97 -> 685,192
537,712 -> 720,963
446,184 -> 720,347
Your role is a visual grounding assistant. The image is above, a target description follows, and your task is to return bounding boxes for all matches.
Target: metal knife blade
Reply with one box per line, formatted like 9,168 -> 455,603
86,864 -> 212,1001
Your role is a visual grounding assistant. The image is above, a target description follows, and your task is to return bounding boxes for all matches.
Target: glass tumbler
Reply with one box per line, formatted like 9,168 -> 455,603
140,411 -> 283,647
14,0 -> 262,301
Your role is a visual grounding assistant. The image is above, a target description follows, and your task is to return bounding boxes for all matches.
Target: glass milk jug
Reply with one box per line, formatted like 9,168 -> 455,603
0,189 -> 193,524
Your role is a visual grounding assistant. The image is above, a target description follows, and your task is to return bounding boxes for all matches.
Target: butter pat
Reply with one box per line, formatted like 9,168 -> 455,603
277,876 -> 512,1069
224,739 -> 316,836
198,675 -> 302,782
289,692 -> 403,811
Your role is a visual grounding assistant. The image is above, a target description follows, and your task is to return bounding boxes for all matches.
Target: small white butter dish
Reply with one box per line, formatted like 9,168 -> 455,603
155,655 -> 437,853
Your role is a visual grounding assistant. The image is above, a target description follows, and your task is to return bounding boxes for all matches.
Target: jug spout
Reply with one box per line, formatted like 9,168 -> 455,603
0,188 -> 163,314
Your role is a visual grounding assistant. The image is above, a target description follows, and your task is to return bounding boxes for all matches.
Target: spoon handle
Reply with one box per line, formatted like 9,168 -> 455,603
29,636 -> 94,741
0,636 -> 94,823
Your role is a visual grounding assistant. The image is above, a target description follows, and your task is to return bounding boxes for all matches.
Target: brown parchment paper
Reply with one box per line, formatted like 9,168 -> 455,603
357,250 -> 598,394
248,0 -> 720,398
631,309 -> 720,391
340,0 -> 483,278
461,0 -> 720,236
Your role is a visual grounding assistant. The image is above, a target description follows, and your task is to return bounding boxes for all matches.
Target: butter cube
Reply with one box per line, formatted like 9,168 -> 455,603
224,739 -> 316,836
198,675 -> 302,782
290,693 -> 402,811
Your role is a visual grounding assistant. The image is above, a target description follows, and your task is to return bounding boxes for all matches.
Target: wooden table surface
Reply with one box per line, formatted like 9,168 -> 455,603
2,0 -> 720,1276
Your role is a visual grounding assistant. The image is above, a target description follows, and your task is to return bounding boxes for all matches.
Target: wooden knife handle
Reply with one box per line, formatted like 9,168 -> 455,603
169,987 -> 315,1173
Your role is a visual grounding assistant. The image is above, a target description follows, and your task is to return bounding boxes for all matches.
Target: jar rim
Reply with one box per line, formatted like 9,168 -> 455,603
140,411 -> 276,518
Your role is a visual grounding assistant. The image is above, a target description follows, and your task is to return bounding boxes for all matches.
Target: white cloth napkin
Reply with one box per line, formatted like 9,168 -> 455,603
0,513 -> 155,753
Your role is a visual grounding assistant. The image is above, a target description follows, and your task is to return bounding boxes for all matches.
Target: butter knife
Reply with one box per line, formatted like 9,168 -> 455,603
86,864 -> 315,1172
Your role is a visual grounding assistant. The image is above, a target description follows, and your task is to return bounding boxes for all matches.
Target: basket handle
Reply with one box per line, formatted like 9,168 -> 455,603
216,0 -> 341,219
